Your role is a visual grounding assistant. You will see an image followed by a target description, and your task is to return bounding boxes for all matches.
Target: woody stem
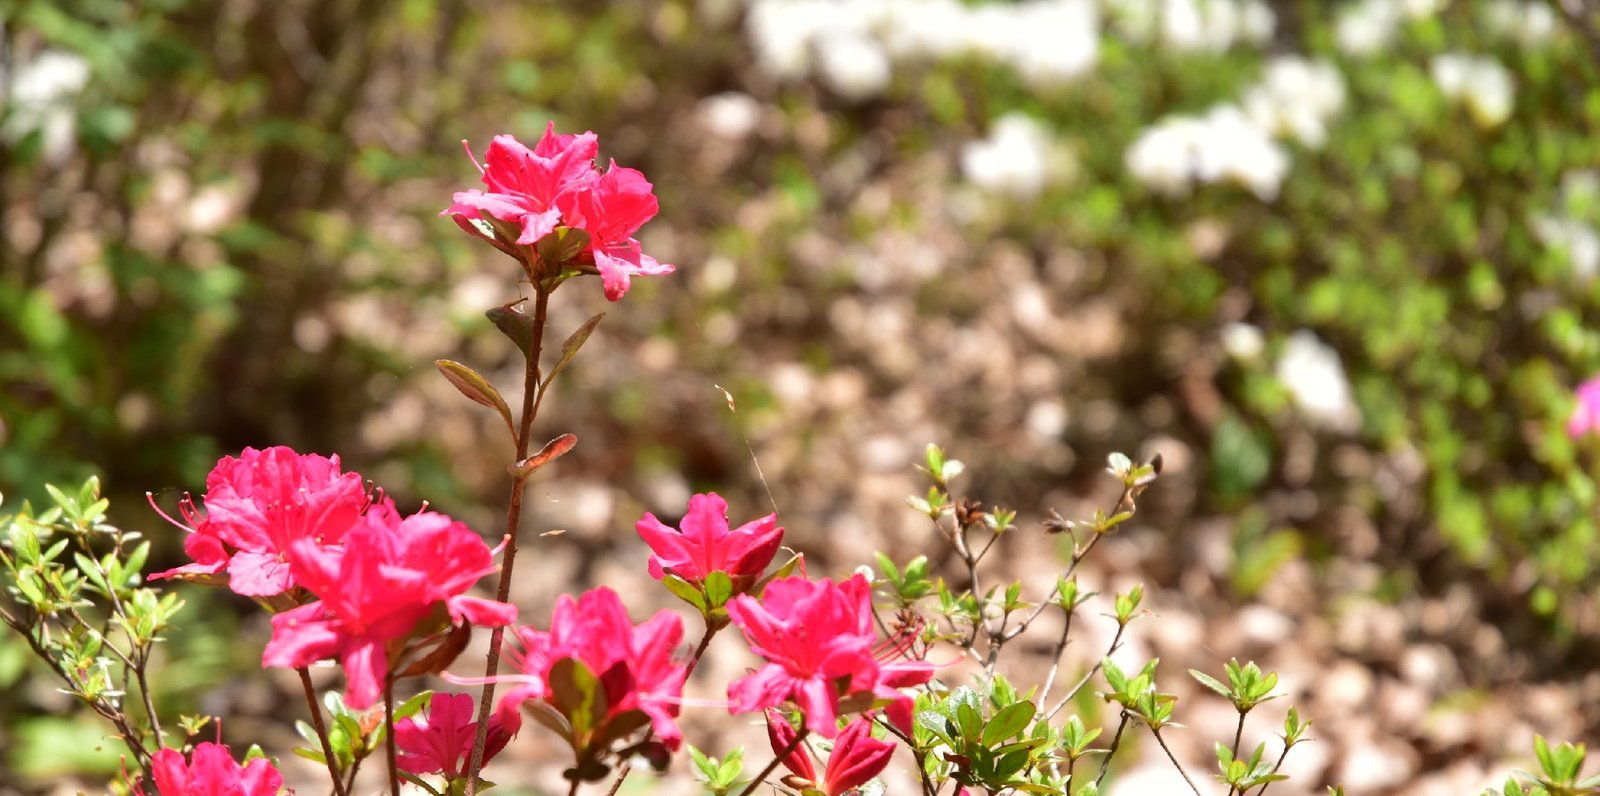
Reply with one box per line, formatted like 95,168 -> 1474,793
464,285 -> 551,794
385,677 -> 400,796
298,667 -> 348,796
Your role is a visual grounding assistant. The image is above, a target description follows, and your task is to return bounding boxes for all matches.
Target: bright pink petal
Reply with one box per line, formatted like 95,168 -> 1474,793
766,709 -> 818,783
341,640 -> 389,711
447,595 -> 518,628
796,676 -> 841,737
225,550 -> 294,597
262,603 -> 342,669
824,718 -> 895,795
238,756 -> 285,796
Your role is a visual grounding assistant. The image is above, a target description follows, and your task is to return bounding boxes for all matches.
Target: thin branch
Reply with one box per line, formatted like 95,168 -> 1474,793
738,727 -> 808,796
1224,710 -> 1246,796
1152,727 -> 1205,796
1093,711 -> 1130,789
1045,623 -> 1127,721
1035,603 -> 1080,709
465,286 -> 551,795
385,677 -> 401,796
299,667 -> 348,796
1250,744 -> 1296,796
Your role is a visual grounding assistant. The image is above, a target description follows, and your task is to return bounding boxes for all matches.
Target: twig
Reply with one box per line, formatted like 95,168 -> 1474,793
1224,710 -> 1246,796
1152,727 -> 1204,796
385,677 -> 401,796
299,667 -> 348,796
1035,600 -> 1080,709
1093,711 -> 1130,789
738,726 -> 808,796
1045,623 -> 1127,721
465,286 -> 551,794
1250,744 -> 1295,796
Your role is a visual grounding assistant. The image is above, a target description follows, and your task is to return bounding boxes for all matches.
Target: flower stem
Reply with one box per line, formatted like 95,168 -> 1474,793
385,677 -> 401,796
1152,727 -> 1204,796
298,667 -> 348,796
464,286 -> 552,795
739,726 -> 808,796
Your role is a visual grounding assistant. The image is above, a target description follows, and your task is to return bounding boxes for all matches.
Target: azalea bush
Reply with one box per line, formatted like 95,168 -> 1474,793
0,122 -> 1359,796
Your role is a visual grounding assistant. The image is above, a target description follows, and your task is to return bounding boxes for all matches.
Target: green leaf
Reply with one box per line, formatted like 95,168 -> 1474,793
1189,669 -> 1233,699
983,702 -> 1036,746
548,658 -> 604,737
545,312 -> 606,389
703,570 -> 735,609
435,359 -> 515,438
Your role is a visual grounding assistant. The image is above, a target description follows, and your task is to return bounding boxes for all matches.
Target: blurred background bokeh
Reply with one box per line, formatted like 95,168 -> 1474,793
6,0 -> 1600,793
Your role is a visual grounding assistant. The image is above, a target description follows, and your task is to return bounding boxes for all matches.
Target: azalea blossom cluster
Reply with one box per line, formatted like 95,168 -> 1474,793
1430,53 -> 1516,129
152,447 -> 517,709
462,491 -> 926,789
1102,0 -> 1275,53
742,0 -> 1100,97
1126,55 -> 1345,200
442,122 -> 673,301
1532,171 -> 1600,281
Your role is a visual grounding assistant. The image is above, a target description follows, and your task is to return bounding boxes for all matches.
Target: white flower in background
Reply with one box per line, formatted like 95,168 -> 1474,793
698,92 -> 763,139
1485,1 -> 1556,44
2,50 -> 91,162
1104,0 -> 1161,43
1193,105 -> 1289,199
1127,117 -> 1202,196
1276,330 -> 1359,430
1126,106 -> 1288,199
743,0 -> 1099,90
1401,0 -> 1448,17
962,113 -> 1053,199
1532,216 -> 1600,280
1532,171 -> 1600,280
1431,53 -> 1515,128
1005,0 -> 1099,84
817,31 -> 891,101
1335,0 -> 1402,57
1243,56 -> 1346,148
1222,322 -> 1266,360
1238,0 -> 1275,44
744,0 -> 831,79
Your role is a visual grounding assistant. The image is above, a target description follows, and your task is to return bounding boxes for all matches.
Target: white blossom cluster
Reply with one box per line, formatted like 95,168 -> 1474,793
1532,171 -> 1600,280
1430,53 -> 1515,128
1125,56 -> 1345,200
1334,0 -> 1449,56
0,49 -> 91,163
1102,0 -> 1275,53
959,113 -> 1055,198
1275,330 -> 1360,430
742,0 -> 1100,99
1483,0 -> 1557,45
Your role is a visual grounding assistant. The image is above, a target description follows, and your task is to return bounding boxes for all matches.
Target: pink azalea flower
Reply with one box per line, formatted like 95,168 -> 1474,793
566,162 -> 675,301
1570,376 -> 1600,437
725,574 -> 933,738
442,123 -> 600,257
395,692 -> 515,781
767,711 -> 895,796
149,446 -> 368,598
495,586 -> 687,752
443,123 -> 673,301
636,493 -> 783,593
261,501 -> 517,709
137,743 -> 285,796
